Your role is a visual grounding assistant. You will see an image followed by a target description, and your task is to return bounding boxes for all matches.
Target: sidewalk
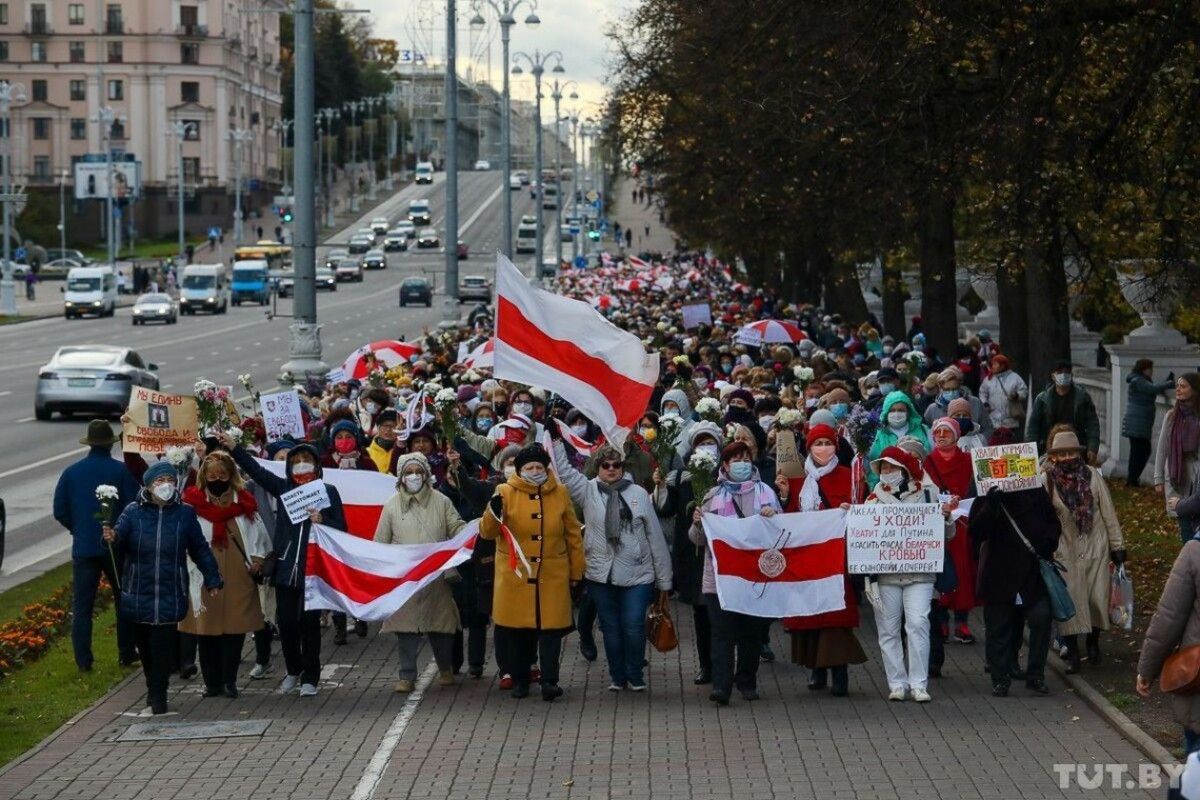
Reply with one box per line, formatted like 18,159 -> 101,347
0,607 -> 1157,800
611,176 -> 677,253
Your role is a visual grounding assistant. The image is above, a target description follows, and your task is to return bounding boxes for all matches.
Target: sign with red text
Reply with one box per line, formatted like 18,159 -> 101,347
122,387 -> 199,453
845,503 -> 943,575
971,442 -> 1040,494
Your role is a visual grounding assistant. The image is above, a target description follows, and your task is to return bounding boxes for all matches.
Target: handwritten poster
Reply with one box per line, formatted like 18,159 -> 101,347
971,442 -> 1040,493
122,387 -> 198,453
845,503 -> 943,575
280,481 -> 331,524
260,389 -> 306,442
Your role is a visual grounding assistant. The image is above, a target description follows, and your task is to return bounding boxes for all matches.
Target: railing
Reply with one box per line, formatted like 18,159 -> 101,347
23,21 -> 53,36
105,20 -> 123,35
175,24 -> 209,38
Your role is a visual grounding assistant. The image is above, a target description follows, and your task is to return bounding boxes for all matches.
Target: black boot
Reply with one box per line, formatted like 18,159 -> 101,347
807,668 -> 828,691
1086,629 -> 1101,666
511,682 -> 530,699
1063,636 -> 1081,674
693,668 -> 712,685
830,666 -> 849,697
579,630 -> 598,662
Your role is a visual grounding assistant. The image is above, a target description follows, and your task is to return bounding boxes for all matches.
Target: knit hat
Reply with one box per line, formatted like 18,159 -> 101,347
265,439 -> 296,459
456,385 -> 478,403
494,444 -> 522,468
947,397 -> 972,417
872,445 -> 923,483
406,427 -> 438,448
394,451 -> 430,478
937,366 -> 963,386
144,460 -> 177,487
688,420 -> 725,449
808,408 -> 838,429
721,440 -> 753,463
728,388 -> 754,407
806,424 -> 838,450
330,419 -> 360,440
876,366 -> 899,382
514,443 -> 550,471
931,417 -> 960,441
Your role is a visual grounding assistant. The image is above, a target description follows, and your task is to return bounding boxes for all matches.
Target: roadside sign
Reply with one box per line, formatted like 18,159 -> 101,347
569,224 -> 580,234
585,190 -> 598,202
573,255 -> 587,268
13,246 -> 26,261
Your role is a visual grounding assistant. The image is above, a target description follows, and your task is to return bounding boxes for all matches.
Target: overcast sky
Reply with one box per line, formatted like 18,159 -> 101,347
356,0 -> 634,120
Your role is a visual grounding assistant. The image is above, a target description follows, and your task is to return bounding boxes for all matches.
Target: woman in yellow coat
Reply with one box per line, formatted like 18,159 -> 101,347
480,443 -> 584,701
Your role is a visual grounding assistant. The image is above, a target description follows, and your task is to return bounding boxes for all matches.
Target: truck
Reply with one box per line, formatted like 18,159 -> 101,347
231,260 -> 270,305
179,264 -> 229,315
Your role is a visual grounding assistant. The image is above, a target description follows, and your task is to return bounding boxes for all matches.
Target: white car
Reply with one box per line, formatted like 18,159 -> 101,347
394,219 -> 416,239
474,160 -> 491,171
384,230 -> 409,251
416,228 -> 440,248
132,293 -> 178,325
370,217 -> 390,236
509,172 -> 523,190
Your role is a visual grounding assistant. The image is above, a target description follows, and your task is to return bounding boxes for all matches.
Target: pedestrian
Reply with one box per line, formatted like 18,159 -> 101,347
625,228 -> 632,249
867,390 -> 930,487
1041,425 -> 1126,673
777,424 -> 867,697
979,355 -> 1028,445
375,452 -> 467,693
179,451 -> 270,699
53,420 -> 141,671
24,269 -> 36,300
365,409 -> 401,473
1027,360 -> 1101,462
688,440 -> 782,706
922,418 -> 978,648
103,462 -> 223,715
246,439 -> 294,679
551,436 -> 673,693
1154,374 -> 1200,542
1122,359 -> 1174,486
923,366 -> 990,439
480,443 -> 585,701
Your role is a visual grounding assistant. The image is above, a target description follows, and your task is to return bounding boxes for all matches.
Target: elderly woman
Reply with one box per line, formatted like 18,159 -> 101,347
103,462 -> 222,715
552,433 -> 672,692
480,444 -> 584,701
179,451 -> 270,699
375,452 -> 467,693
1041,425 -> 1126,673
1155,374 -> 1200,542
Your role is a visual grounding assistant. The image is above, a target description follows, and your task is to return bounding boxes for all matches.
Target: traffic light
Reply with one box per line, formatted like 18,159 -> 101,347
277,205 -> 292,223
587,221 -> 600,241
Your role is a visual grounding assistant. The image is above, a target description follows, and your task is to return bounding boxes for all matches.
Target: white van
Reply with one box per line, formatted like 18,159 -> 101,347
63,266 -> 117,319
179,264 -> 229,315
542,183 -> 558,210
415,161 -> 434,185
515,224 -> 538,254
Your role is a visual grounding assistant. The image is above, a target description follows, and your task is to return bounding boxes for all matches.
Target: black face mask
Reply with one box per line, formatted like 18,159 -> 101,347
375,436 -> 396,451
206,479 -> 231,496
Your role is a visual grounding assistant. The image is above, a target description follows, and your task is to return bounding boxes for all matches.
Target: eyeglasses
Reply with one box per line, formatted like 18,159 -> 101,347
599,461 -> 623,470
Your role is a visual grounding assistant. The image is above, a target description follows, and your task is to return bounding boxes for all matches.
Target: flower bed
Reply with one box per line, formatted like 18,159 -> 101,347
0,579 -> 113,679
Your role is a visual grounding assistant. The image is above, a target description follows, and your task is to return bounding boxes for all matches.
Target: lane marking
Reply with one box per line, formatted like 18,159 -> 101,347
350,662 -> 438,800
0,447 -> 87,480
16,416 -> 35,423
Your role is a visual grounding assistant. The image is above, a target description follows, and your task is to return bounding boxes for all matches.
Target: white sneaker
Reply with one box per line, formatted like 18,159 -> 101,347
888,688 -> 907,701
249,664 -> 269,680
911,688 -> 931,703
627,683 -> 647,692
278,674 -> 300,694
299,683 -> 318,697
607,682 -> 624,692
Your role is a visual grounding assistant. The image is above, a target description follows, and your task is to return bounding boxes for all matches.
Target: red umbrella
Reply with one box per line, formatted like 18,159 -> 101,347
738,319 -> 808,344
340,340 -> 421,379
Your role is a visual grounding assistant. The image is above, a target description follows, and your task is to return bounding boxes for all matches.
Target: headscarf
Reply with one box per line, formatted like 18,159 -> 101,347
1046,458 -> 1094,537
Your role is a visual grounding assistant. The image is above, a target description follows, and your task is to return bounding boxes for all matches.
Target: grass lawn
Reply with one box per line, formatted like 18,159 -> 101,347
81,238 -> 204,262
0,563 -> 73,627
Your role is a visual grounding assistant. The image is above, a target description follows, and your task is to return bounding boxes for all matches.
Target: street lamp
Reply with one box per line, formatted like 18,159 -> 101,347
58,168 -> 68,261
89,105 -> 123,269
166,121 -> 197,265
564,111 -> 580,259
365,95 -> 385,200
343,99 -> 365,213
319,107 -> 339,227
511,49 -> 563,278
0,80 -> 27,316
470,0 -> 540,259
548,80 -> 577,267
228,128 -> 253,246
273,118 -> 294,196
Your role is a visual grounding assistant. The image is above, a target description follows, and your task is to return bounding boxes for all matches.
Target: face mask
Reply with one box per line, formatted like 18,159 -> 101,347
375,436 -> 396,451
878,470 -> 902,491
521,468 -> 547,486
805,397 -> 819,410
662,408 -> 680,419
758,415 -> 775,432
402,474 -> 425,493
475,417 -> 494,432
696,443 -> 720,461
503,465 -> 516,479
512,402 -> 533,417
811,443 -> 836,463
883,346 -> 894,355
728,461 -> 753,482
941,389 -> 962,402
693,375 -> 708,389
365,402 -> 380,416
830,402 -> 849,421
720,363 -> 732,374
570,423 -> 588,438
878,382 -> 896,396
152,482 -> 177,502
887,410 -> 909,429
349,389 -> 360,401
334,438 -> 357,454
292,461 -> 316,484
1053,373 -> 1072,387
206,479 -> 231,496
639,427 -> 655,439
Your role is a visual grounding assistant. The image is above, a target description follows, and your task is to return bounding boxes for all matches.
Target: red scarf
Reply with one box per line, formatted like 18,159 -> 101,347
182,486 -> 258,549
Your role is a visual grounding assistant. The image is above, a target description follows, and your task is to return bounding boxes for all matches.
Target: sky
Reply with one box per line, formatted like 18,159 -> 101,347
355,0 -> 634,121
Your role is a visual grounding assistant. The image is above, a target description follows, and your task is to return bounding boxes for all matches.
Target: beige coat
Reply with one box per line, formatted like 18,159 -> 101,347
1042,467 -> 1123,636
373,475 -> 467,635
179,514 -> 268,636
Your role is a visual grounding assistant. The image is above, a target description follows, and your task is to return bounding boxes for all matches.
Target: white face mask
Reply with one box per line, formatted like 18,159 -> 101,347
887,410 -> 908,429
662,408 -> 680,419
758,415 -> 775,432
570,423 -> 588,437
402,473 -> 425,493
878,470 -> 903,491
1053,372 -> 1072,387
292,461 -> 316,476
512,402 -> 533,417
521,468 -> 547,486
503,465 -> 516,479
693,376 -> 708,389
365,401 -> 380,416
152,482 -> 177,502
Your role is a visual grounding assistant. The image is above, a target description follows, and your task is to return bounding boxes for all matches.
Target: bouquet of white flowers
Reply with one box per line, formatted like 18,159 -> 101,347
95,485 -> 122,588
647,415 -> 682,471
164,445 -> 194,470
695,397 -> 722,424
688,448 -> 719,510
434,387 -> 459,449
792,365 -> 815,392
776,407 -> 805,430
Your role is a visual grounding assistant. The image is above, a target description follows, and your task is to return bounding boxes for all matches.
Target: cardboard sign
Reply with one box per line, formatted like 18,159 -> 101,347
326,367 -> 348,384
734,327 -> 763,347
775,430 -> 804,479
280,481 -> 331,524
681,303 -> 713,330
971,442 -> 1040,493
260,389 -> 306,442
123,387 -> 199,453
845,503 -> 944,575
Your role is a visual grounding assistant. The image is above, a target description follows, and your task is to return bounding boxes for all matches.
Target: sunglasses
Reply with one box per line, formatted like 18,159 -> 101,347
599,461 -> 623,470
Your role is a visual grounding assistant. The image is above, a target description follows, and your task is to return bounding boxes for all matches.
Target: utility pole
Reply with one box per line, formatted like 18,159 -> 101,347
548,79 -> 576,268
0,81 -> 27,316
228,128 -> 253,245
167,121 -> 196,265
59,168 -> 68,260
274,117 -> 294,196
443,0 -> 460,313
319,107 -> 339,228
343,99 -> 363,213
511,49 -> 563,281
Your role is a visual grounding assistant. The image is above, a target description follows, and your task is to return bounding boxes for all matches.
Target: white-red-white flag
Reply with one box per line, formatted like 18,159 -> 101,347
255,459 -> 396,539
494,253 -> 658,448
702,508 -> 847,618
304,521 -> 478,621
628,255 -> 650,269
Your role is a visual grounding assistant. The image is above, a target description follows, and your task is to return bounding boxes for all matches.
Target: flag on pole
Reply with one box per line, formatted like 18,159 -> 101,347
494,253 -> 658,448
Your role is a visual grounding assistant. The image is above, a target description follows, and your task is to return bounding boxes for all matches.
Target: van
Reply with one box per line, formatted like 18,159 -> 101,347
542,183 -> 558,210
231,260 -> 270,306
515,224 -> 538,254
63,266 -> 117,319
179,264 -> 229,315
415,161 -> 434,184
408,199 -> 432,226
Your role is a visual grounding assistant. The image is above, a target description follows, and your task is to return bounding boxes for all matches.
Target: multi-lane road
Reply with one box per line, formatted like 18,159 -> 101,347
0,170 -> 557,590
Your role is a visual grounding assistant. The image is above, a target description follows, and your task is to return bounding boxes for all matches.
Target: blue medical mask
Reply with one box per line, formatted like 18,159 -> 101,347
728,461 -> 753,482
830,402 -> 849,421
878,382 -> 896,396
475,417 -> 494,432
941,388 -> 963,401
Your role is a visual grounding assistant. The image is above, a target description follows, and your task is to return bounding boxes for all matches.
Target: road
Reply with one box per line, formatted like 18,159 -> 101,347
0,170 -> 557,591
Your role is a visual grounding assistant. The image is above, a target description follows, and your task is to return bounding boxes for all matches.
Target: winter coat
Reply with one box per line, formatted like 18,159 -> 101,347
53,447 -> 140,558
867,390 -> 931,488
865,482 -> 954,587
660,387 -> 697,465
1026,383 -> 1100,455
687,467 -> 782,597
1154,407 -> 1200,524
112,492 -> 223,625
1121,372 -> 1173,440
1137,540 -> 1200,732
655,471 -> 703,605
178,510 -> 269,636
1043,467 -> 1123,636
437,461 -> 498,617
968,487 -> 1061,605
780,466 -> 859,631
552,442 -> 672,590
479,471 -> 584,631
374,460 -> 466,635
979,370 -> 1029,431
923,448 -> 978,611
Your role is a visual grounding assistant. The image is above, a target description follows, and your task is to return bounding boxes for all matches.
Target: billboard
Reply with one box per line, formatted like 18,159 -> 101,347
74,160 -> 142,201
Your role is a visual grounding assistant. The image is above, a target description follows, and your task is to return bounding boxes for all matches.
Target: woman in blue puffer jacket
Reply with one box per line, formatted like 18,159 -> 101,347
105,461 -> 222,715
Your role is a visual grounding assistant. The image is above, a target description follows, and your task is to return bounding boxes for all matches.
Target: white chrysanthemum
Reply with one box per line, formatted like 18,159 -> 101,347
95,484 -> 120,500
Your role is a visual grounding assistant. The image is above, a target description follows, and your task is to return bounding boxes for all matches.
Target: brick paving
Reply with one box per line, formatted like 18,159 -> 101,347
0,606 -> 1161,800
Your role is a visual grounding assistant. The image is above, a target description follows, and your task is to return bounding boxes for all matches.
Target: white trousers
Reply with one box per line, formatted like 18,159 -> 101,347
874,582 -> 934,693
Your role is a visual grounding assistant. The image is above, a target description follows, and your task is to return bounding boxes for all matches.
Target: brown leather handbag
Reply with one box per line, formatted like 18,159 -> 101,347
645,592 -> 678,653
1160,645 -> 1200,695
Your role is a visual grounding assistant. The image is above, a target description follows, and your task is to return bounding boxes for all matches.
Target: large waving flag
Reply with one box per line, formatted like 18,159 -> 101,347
305,522 -> 478,621
494,254 -> 659,447
702,508 -> 847,618
255,459 -> 396,539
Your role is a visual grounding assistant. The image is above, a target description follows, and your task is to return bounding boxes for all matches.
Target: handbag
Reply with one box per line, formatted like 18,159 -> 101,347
645,592 -> 678,653
1161,645 -> 1200,695
1000,503 -> 1076,622
230,531 -> 269,586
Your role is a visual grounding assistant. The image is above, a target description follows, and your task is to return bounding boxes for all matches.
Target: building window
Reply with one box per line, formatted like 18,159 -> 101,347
111,119 -> 126,140
32,118 -> 50,140
69,41 -> 85,62
70,118 -> 86,139
0,42 -> 8,63
181,43 -> 199,64
69,4 -> 85,24
105,4 -> 122,34
30,3 -> 46,26
31,80 -> 48,102
32,42 -> 47,63
33,156 -> 50,180
183,120 -> 200,140
0,5 -> 7,25
107,41 -> 122,63
183,156 -> 200,181
181,5 -> 198,26
107,79 -> 123,100
181,81 -> 199,102
70,80 -> 86,101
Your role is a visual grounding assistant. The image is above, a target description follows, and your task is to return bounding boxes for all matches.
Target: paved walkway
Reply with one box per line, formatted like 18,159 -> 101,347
0,607 -> 1159,800
611,176 -> 677,254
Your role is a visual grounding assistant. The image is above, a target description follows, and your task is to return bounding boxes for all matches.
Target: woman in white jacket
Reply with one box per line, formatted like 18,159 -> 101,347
551,435 -> 672,692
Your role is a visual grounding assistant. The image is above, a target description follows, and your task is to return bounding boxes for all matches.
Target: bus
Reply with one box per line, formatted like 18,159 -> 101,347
234,241 -> 292,271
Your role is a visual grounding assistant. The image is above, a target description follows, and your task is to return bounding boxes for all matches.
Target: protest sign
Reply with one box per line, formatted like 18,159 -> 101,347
971,442 -> 1040,493
280,481 -> 332,524
122,387 -> 199,453
775,430 -> 804,479
681,303 -> 713,330
845,503 -> 943,575
734,327 -> 763,347
326,367 -> 348,384
260,389 -> 306,441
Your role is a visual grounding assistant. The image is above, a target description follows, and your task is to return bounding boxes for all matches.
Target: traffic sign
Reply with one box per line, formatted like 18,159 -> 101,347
13,246 -> 26,261
585,190 -> 598,202
569,225 -> 580,234
573,255 -> 587,269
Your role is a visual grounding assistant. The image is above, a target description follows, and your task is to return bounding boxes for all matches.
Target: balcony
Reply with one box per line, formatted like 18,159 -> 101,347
105,20 -> 124,35
23,21 -> 53,36
176,24 -> 209,39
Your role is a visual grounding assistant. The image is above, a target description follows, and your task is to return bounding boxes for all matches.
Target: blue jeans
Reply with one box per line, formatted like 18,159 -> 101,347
72,555 -> 135,669
587,580 -> 655,687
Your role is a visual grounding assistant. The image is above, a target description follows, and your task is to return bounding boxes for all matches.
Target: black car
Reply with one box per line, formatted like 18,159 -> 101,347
399,277 -> 432,307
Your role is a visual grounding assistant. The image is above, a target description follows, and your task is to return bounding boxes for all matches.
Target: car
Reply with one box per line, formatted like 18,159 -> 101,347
315,267 -> 337,291
542,184 -> 559,209
370,217 -> 390,236
43,257 -> 88,277
399,276 -> 432,307
384,229 -> 409,251
417,228 -> 440,248
347,235 -> 374,255
324,248 -> 349,269
363,249 -> 388,269
516,170 -> 530,185
509,172 -> 523,190
35,345 -> 159,420
44,248 -> 92,265
408,200 -> 432,226
356,227 -> 378,241
394,219 -> 416,239
458,275 -> 492,302
457,241 -> 469,260
334,257 -> 364,282
276,269 -> 295,297
1,259 -> 29,278
515,225 -> 538,254
131,293 -> 178,325
520,214 -> 537,226
560,224 -> 573,242
474,160 -> 491,171
415,161 -> 434,184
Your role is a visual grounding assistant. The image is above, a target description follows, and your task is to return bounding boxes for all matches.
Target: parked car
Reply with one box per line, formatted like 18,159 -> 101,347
363,249 -> 388,269
384,229 -> 409,251
458,275 -> 492,302
35,345 -> 159,420
408,200 -> 432,226
457,241 -> 469,260
399,277 -> 432,307
370,217 -> 391,236
315,267 -> 337,291
131,293 -> 178,325
417,228 -> 440,248
44,248 -> 92,265
334,257 -> 364,282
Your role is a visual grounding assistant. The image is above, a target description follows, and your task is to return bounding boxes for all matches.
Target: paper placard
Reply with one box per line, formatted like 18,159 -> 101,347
326,367 -> 348,384
845,503 -> 943,574
775,430 -> 804,479
734,327 -> 763,347
280,481 -> 331,524
260,389 -> 306,442
681,303 -> 713,330
122,387 -> 199,453
971,442 -> 1040,493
